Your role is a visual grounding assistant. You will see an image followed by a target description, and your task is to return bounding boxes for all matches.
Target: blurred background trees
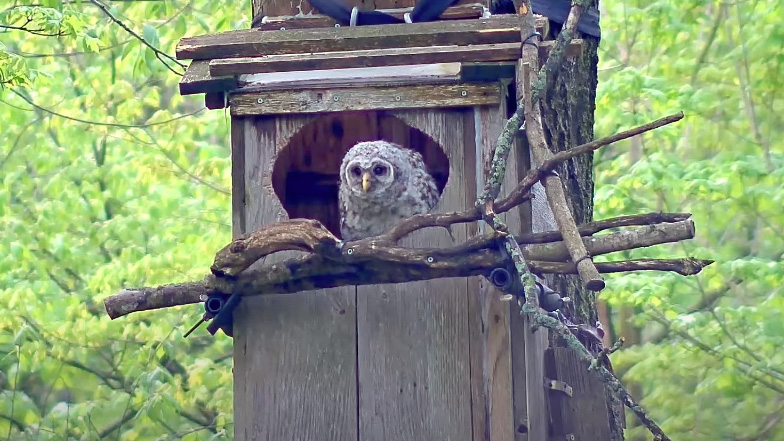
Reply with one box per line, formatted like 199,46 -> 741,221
595,1 -> 784,439
1,0 -> 782,439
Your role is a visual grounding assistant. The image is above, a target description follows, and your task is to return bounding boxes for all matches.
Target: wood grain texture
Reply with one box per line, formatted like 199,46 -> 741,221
230,83 -> 502,116
179,60 -> 237,95
176,16 -> 547,61
548,347 -> 612,439
209,43 -> 522,76
511,125 -> 533,441
250,3 -> 486,30
232,116 -> 358,441
208,40 -> 580,78
239,63 -> 463,91
357,109 -> 473,441
472,104 -> 516,441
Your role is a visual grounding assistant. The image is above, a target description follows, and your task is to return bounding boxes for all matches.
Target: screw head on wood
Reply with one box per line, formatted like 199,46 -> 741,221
461,90 -> 467,96
256,98 -> 263,104
395,96 -> 401,101
280,26 -> 286,30
347,248 -> 353,255
334,23 -> 340,27
426,256 -> 434,263
333,96 -> 340,102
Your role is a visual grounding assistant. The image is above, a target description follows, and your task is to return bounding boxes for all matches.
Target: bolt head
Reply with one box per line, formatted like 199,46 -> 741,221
257,98 -> 264,104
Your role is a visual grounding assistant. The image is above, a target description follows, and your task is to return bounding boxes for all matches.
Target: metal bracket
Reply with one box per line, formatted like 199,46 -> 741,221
544,377 -> 573,397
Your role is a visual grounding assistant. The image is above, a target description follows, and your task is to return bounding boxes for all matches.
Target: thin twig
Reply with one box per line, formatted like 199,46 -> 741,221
86,0 -> 186,75
10,89 -> 204,128
532,312 -> 672,441
520,2 -> 605,291
387,114 -> 685,242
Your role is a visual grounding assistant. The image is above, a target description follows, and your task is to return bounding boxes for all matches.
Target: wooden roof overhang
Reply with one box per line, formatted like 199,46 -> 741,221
174,5 -> 583,115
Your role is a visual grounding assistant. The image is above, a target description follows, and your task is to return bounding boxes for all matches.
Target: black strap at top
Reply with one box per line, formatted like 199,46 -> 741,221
253,0 -> 601,39
307,0 -> 461,25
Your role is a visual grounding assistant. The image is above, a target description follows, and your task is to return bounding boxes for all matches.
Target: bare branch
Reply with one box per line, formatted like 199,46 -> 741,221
103,217 -> 706,319
86,0 -> 186,75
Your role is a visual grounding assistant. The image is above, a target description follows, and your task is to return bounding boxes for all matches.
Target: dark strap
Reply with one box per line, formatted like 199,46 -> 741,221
255,0 -> 601,39
308,0 -> 461,25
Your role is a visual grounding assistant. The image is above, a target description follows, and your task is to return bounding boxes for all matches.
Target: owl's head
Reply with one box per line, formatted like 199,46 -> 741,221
340,141 -> 406,197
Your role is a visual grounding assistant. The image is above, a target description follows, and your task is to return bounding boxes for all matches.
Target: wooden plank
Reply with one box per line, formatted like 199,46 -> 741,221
180,41 -> 581,97
511,124 -> 533,441
239,63 -> 463,91
465,109 -> 486,441
176,15 -> 549,60
522,322 -> 549,441
250,3 -> 487,30
231,116 -> 358,441
209,43 -> 521,76
471,103 -> 517,441
230,83 -> 502,116
208,40 -> 581,78
549,347 -> 613,439
357,109 -> 472,441
179,60 -> 237,95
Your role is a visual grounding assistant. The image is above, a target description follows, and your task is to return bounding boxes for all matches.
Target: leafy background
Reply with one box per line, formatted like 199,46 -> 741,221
1,0 -> 782,439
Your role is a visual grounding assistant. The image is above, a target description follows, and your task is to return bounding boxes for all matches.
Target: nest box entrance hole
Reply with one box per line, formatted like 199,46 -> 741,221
271,111 -> 450,238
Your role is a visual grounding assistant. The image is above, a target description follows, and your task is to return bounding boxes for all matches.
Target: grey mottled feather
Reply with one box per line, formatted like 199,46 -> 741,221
338,141 -> 440,241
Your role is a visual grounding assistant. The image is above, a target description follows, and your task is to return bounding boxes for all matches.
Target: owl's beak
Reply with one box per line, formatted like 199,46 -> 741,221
361,171 -> 372,192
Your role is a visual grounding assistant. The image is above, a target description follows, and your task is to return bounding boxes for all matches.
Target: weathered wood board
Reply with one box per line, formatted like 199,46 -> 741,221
176,16 -> 547,61
230,92 -> 543,441
230,83 -> 502,116
231,116 -> 358,441
356,109 -> 474,441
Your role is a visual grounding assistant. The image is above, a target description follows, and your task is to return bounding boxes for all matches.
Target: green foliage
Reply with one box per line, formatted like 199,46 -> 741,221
2,0 -> 783,439
596,1 -> 784,439
0,0 -> 246,438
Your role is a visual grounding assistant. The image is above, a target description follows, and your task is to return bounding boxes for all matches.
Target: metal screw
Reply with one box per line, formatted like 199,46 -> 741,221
280,26 -> 286,30
426,256 -> 434,263
395,96 -> 401,101
461,90 -> 467,96
334,23 -> 340,27
256,98 -> 264,104
333,95 -> 340,102
347,248 -> 353,255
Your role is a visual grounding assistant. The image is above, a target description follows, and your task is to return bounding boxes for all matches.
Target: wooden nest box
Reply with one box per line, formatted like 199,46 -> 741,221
176,3 -> 596,440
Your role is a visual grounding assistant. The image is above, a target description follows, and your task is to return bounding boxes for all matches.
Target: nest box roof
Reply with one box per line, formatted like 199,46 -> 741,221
174,5 -> 584,114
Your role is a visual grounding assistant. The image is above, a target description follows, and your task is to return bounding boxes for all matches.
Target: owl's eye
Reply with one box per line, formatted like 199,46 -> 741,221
351,166 -> 362,177
373,165 -> 387,176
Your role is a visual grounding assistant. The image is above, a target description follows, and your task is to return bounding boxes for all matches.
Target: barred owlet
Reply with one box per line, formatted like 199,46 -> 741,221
338,140 -> 440,241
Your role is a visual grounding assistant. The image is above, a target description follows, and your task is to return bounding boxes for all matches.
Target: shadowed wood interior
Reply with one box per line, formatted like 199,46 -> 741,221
270,111 -> 450,237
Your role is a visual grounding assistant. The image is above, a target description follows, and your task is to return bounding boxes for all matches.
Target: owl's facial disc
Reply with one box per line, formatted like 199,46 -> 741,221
345,158 -> 394,194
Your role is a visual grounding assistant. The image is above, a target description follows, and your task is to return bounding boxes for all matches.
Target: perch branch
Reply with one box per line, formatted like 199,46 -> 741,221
497,112 -> 683,213
211,211 -> 694,279
523,62 -> 605,291
507,2 -> 673,440
211,219 -> 340,277
386,112 -> 684,242
104,218 -> 708,319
